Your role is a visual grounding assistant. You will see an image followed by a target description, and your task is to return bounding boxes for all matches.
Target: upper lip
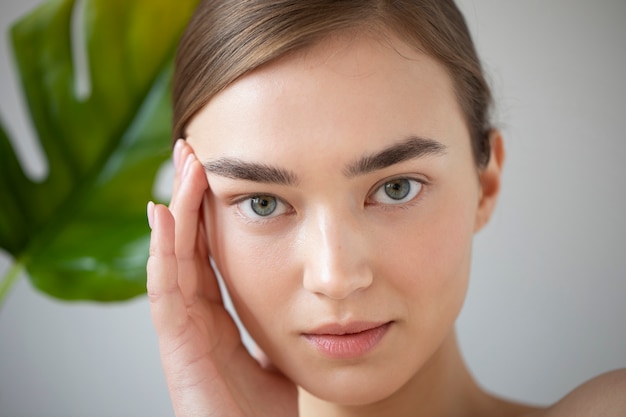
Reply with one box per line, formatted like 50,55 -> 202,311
303,321 -> 391,336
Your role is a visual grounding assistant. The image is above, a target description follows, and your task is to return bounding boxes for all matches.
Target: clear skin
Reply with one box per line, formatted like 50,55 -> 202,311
147,32 -> 626,417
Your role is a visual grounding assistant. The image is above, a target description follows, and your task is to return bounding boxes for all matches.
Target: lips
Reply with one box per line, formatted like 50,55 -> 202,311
302,321 -> 392,359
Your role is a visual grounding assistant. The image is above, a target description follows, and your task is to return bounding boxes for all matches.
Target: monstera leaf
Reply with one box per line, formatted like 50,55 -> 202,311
0,0 -> 199,304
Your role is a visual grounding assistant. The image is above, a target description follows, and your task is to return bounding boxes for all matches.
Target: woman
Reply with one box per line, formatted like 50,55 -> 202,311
146,1 -> 625,415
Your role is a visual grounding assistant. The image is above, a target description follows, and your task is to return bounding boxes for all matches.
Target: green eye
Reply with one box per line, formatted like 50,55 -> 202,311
372,178 -> 422,205
237,194 -> 289,220
250,195 -> 278,216
384,179 -> 411,200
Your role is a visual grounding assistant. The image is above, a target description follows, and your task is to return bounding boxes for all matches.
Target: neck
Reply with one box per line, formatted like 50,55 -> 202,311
298,330 -> 492,417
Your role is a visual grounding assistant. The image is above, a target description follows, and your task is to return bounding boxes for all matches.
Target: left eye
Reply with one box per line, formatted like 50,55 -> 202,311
370,178 -> 422,205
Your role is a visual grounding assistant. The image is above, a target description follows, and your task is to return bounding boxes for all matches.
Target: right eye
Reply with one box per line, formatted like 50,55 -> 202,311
237,195 -> 289,219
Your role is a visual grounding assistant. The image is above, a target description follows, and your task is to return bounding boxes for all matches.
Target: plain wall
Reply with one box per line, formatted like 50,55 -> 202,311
1,0 -> 625,415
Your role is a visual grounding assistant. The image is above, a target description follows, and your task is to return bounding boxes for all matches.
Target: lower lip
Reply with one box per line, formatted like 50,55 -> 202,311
303,323 -> 392,359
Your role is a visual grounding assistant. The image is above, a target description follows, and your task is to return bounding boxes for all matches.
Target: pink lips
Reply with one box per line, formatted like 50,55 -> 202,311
303,322 -> 392,359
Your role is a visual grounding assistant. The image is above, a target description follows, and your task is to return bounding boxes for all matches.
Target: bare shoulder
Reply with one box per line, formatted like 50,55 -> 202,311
527,369 -> 626,417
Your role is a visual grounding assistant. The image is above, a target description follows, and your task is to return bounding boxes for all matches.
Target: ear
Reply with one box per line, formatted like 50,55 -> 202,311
474,130 -> 505,232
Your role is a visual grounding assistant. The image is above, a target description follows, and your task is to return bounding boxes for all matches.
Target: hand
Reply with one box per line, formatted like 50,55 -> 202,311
147,141 -> 298,417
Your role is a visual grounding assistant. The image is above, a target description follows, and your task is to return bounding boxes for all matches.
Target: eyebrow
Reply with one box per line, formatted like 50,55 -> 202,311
202,158 -> 299,186
344,136 -> 447,177
202,136 -> 446,185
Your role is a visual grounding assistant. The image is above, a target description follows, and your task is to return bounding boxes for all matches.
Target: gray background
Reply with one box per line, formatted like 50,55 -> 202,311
1,0 -> 625,416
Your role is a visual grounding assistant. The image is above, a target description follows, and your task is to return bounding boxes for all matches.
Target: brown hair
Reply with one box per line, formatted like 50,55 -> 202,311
173,0 -> 493,168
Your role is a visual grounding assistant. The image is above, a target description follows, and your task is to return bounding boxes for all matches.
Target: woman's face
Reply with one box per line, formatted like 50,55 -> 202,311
187,33 -> 492,405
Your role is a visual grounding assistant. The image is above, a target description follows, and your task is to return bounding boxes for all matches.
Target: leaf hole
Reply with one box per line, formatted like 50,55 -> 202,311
71,0 -> 91,101
1,2 -> 49,182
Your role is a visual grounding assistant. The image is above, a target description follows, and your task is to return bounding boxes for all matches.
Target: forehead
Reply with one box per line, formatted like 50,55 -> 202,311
186,32 -> 469,166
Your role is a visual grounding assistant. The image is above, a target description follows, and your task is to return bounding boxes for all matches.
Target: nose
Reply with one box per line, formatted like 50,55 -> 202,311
301,208 -> 374,299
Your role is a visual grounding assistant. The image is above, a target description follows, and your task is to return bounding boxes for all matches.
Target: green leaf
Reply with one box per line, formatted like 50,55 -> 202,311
0,0 -> 199,302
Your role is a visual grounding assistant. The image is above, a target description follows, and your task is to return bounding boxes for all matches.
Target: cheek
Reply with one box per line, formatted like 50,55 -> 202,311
378,188 -> 477,321
206,206 -> 298,341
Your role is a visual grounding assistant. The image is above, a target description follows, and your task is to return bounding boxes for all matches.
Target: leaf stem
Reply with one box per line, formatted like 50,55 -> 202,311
0,260 -> 24,309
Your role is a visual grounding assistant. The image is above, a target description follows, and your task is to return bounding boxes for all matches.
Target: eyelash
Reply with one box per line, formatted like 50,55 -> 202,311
230,175 -> 427,223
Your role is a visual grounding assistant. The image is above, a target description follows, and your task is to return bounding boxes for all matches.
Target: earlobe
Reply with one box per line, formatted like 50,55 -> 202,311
474,130 -> 505,232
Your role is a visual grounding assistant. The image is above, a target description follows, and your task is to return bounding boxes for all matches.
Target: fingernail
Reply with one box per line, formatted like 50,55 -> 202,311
147,201 -> 155,229
173,139 -> 184,169
182,153 -> 194,178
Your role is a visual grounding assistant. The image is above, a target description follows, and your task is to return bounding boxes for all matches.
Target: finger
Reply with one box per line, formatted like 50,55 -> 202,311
170,142 -> 223,304
196,192 -> 223,303
171,153 -> 211,305
147,203 -> 188,338
170,141 -> 194,210
169,139 -> 184,202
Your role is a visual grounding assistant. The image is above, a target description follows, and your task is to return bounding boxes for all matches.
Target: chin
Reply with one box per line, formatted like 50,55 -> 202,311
298,366 -> 407,407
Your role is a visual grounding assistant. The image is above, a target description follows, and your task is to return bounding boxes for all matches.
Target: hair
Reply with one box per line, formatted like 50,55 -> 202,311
173,0 -> 493,168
